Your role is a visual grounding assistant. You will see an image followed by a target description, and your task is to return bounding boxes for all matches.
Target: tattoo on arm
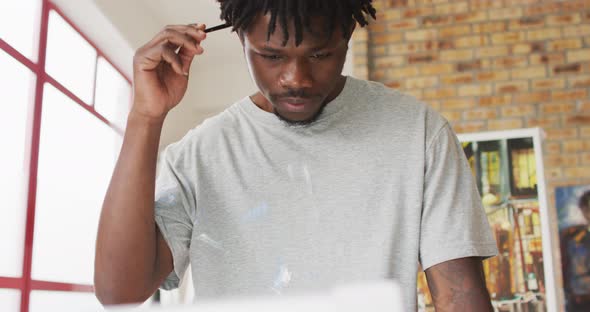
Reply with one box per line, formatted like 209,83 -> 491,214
425,257 -> 493,312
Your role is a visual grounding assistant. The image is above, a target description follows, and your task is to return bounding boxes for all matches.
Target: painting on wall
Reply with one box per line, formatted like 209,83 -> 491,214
416,128 -> 558,312
555,184 -> 590,311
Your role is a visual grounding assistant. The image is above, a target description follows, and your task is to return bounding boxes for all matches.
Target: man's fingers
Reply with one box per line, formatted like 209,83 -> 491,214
172,25 -> 206,73
153,29 -> 201,52
159,25 -> 207,46
153,27 -> 207,71
160,48 -> 185,76
189,23 -> 207,31
135,24 -> 207,75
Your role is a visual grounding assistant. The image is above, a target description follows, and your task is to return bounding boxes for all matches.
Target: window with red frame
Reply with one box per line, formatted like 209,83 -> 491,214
0,1 -> 131,311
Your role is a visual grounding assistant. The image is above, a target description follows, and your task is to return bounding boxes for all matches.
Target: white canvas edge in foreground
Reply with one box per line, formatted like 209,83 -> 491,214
103,280 -> 403,312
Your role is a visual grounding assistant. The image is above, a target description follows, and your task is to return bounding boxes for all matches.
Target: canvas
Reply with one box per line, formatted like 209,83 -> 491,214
556,184 -> 590,312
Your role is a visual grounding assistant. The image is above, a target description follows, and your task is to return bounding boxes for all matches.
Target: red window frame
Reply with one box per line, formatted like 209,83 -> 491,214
0,0 -> 130,311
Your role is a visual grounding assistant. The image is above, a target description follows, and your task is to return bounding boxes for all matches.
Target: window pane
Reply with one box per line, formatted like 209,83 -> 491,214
0,289 -> 20,312
29,291 -> 101,312
0,50 -> 35,277
32,83 -> 121,285
0,0 -> 42,61
95,57 -> 131,128
45,10 -> 97,104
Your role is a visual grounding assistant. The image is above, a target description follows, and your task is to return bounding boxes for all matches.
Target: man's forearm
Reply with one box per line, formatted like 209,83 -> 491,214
94,111 -> 167,304
425,257 -> 493,312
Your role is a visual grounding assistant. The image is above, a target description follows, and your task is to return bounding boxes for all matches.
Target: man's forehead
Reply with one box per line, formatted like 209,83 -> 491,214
247,13 -> 338,46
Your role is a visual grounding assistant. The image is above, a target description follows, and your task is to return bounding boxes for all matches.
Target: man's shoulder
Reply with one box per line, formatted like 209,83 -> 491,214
351,78 -> 447,133
195,102 -> 242,134
351,77 -> 406,102
162,100 -> 245,155
352,78 -> 437,115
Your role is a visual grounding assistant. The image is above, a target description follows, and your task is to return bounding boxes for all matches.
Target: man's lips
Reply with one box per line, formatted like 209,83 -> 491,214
277,97 -> 314,112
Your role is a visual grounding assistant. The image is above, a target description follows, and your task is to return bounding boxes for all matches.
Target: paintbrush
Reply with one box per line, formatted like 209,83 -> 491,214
205,23 -> 231,33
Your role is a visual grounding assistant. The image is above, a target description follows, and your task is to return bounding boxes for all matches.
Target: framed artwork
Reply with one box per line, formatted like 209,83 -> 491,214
555,184 -> 590,311
417,128 -> 558,312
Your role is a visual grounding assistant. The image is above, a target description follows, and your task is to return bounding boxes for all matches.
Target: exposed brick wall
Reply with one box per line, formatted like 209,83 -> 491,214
352,0 -> 590,307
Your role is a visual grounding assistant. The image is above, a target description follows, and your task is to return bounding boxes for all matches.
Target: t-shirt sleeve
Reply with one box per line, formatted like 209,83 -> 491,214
419,123 -> 498,270
154,145 -> 196,290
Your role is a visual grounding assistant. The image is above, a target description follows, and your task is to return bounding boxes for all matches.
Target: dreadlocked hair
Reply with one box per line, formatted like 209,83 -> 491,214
217,0 -> 377,46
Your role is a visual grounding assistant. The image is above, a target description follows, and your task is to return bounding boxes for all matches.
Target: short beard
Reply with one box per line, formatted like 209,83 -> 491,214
274,102 -> 327,127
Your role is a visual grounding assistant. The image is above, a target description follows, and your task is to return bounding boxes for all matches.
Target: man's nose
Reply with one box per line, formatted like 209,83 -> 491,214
279,58 -> 313,90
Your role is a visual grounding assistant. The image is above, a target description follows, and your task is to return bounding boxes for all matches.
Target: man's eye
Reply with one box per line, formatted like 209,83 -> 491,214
311,53 -> 331,59
261,54 -> 282,60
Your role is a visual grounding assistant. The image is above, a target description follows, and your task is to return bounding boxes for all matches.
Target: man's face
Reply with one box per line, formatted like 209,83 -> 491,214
240,14 -> 351,125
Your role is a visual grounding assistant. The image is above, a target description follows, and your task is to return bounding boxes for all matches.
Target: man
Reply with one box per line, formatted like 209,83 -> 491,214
94,1 -> 497,310
560,190 -> 590,311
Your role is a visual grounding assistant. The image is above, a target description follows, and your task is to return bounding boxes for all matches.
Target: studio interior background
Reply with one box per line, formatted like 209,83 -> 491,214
1,0 -> 589,311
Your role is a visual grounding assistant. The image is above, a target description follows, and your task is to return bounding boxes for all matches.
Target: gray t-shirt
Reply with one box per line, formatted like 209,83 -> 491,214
154,76 -> 497,310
